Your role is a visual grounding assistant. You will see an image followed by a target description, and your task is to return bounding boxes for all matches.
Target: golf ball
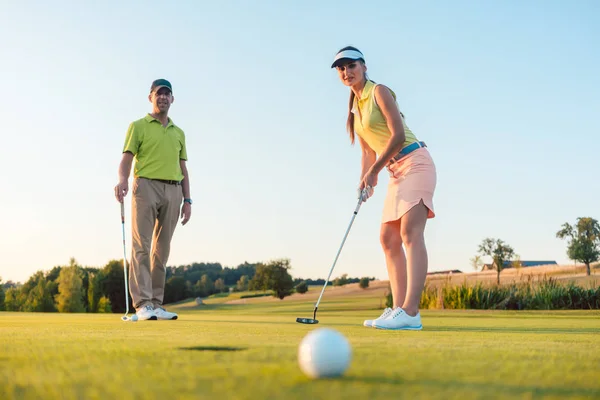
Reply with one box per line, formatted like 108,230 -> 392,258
131,314 -> 138,322
298,328 -> 351,379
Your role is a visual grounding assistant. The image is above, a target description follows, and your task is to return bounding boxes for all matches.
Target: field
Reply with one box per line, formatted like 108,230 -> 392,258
425,262 -> 600,289
2,274 -> 600,400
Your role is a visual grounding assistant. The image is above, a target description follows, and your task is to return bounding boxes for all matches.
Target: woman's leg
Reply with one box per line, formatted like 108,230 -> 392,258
399,200 -> 429,316
380,220 -> 407,308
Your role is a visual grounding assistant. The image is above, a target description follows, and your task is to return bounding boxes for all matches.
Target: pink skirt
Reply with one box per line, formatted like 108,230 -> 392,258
382,147 -> 437,223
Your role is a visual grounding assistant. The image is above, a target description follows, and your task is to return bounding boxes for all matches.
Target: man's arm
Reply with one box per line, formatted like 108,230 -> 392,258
114,152 -> 134,203
180,159 -> 191,225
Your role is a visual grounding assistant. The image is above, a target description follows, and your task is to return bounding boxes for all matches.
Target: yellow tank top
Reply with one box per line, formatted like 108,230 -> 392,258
352,80 -> 418,155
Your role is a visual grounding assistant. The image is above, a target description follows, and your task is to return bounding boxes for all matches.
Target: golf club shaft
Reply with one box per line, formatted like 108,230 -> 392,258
313,198 -> 363,314
121,202 -> 129,316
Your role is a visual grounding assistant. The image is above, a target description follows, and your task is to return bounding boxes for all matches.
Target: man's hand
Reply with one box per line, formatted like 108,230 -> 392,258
181,202 -> 192,225
114,180 -> 129,203
115,152 -> 134,203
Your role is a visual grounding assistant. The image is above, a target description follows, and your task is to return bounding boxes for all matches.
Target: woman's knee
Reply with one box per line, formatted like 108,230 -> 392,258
400,223 -> 425,246
400,203 -> 428,246
380,224 -> 402,252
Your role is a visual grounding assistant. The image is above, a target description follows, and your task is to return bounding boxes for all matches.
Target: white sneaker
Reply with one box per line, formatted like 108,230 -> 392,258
373,307 -> 423,330
363,307 -> 393,327
154,307 -> 178,320
136,305 -> 157,321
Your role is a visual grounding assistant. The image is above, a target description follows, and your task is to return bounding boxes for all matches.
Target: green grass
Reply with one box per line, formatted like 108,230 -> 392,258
1,292 -> 600,400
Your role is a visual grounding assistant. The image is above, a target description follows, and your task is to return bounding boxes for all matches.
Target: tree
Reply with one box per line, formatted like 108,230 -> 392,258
45,266 -> 63,283
248,264 -> 271,292
4,287 -> 20,311
97,296 -> 112,313
359,277 -> 370,289
478,238 -> 516,285
267,259 -> 294,300
249,259 -> 294,300
55,264 -> 86,313
80,266 -> 99,311
470,255 -> 483,271
333,273 -> 349,287
23,276 -> 55,312
0,278 -> 4,311
556,217 -> 600,276
100,259 -> 129,313
214,278 -> 226,293
194,274 -> 214,297
295,281 -> 308,294
164,276 -> 187,304
512,254 -> 523,273
87,272 -> 103,313
236,275 -> 249,292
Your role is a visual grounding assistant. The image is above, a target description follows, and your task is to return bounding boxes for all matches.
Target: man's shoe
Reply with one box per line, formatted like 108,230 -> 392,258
363,307 -> 393,327
136,305 -> 157,321
154,307 -> 178,320
373,308 -> 422,330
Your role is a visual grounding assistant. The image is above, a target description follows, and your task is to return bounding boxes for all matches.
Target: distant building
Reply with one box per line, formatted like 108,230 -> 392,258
482,260 -> 557,271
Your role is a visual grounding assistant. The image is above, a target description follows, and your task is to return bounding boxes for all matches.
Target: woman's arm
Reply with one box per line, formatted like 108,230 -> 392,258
367,85 -> 406,175
358,135 -> 377,183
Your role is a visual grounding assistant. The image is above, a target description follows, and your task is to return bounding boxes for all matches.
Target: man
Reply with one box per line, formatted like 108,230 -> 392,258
114,79 -> 192,321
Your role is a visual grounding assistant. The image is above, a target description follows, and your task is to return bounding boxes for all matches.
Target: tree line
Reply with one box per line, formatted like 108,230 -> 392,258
0,257 -> 374,313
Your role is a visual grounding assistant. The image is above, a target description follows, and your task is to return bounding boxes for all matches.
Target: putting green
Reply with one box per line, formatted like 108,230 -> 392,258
1,295 -> 599,400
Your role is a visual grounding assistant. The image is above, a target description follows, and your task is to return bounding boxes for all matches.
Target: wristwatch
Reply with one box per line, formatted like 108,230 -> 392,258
184,198 -> 193,205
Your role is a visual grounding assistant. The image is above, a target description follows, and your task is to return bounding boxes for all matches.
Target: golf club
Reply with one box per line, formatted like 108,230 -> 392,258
120,202 -> 136,322
296,193 -> 365,324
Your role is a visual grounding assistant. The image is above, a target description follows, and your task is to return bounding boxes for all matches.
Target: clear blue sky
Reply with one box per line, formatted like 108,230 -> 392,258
1,0 -> 598,283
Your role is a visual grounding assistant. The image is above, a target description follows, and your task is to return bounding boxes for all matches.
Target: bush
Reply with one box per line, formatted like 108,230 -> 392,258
97,296 -> 112,313
386,275 -> 600,310
333,274 -> 349,287
295,281 -> 308,294
359,278 -> 370,289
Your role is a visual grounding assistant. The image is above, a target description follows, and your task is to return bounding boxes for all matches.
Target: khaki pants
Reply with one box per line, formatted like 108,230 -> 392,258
129,177 -> 183,310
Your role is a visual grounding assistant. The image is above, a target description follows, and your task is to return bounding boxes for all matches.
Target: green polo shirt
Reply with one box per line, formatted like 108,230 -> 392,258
122,114 -> 188,181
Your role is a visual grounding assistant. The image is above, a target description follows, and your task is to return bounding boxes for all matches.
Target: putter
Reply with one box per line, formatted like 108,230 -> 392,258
120,202 -> 135,322
296,194 -> 365,324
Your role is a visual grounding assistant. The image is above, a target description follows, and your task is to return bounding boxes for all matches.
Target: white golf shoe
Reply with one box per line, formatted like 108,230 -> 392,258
154,307 -> 178,320
136,305 -> 157,321
373,307 -> 423,330
363,307 -> 393,327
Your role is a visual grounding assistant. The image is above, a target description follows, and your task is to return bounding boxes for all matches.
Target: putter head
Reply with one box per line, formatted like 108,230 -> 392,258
121,315 -> 129,321
296,317 -> 319,324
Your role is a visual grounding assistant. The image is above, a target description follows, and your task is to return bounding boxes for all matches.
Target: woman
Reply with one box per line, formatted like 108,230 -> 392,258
331,46 -> 437,330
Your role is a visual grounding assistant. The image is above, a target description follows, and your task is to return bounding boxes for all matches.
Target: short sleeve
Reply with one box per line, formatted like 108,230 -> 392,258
122,122 -> 140,155
179,131 -> 188,161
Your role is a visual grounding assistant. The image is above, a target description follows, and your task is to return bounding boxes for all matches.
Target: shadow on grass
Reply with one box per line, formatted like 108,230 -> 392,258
179,346 -> 247,352
337,376 -> 600,398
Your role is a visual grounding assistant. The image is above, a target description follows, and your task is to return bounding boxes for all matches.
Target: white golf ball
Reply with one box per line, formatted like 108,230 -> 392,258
298,328 -> 352,379
131,314 -> 138,322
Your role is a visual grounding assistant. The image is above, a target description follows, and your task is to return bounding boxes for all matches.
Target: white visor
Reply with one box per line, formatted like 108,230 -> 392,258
331,49 -> 364,68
